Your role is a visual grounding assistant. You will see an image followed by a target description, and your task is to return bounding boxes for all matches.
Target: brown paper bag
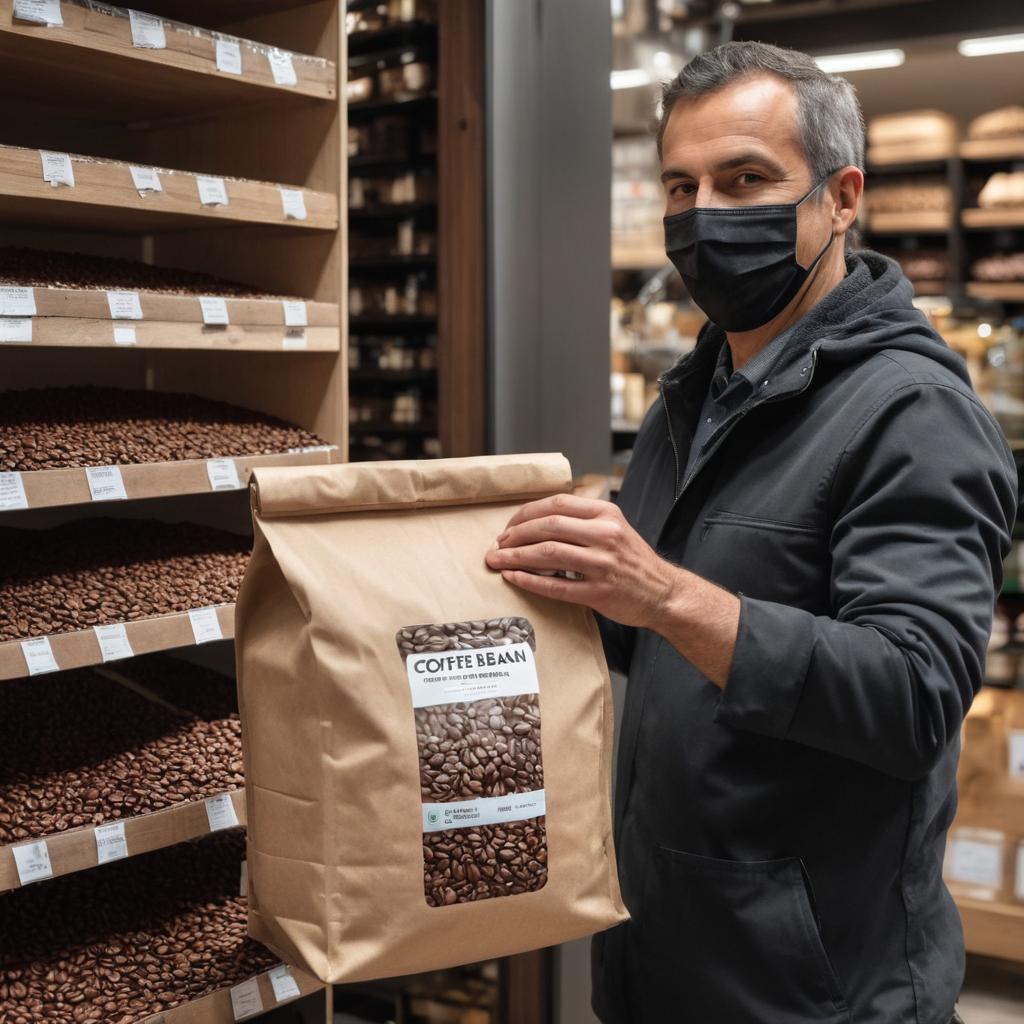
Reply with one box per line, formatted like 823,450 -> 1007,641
236,453 -> 627,982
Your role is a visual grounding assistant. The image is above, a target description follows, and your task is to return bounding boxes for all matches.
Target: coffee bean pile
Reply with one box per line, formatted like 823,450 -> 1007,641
0,519 -> 250,642
0,834 -> 277,1024
0,246 -> 285,298
0,656 -> 241,845
0,387 -> 327,472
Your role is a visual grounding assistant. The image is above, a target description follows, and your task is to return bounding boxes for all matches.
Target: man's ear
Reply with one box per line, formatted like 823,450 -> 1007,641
833,165 -> 864,240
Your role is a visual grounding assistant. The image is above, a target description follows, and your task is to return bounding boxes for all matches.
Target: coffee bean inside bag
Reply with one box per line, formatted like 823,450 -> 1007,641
236,453 -> 626,982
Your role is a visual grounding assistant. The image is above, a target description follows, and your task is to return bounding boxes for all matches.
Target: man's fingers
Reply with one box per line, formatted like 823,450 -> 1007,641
503,493 -> 611,531
498,569 -> 593,605
486,541 -> 599,575
498,514 -> 608,549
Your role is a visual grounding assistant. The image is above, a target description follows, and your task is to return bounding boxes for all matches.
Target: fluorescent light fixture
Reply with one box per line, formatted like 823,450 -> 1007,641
814,48 -> 905,73
958,32 -> 1024,57
652,50 -> 675,69
611,68 -> 653,90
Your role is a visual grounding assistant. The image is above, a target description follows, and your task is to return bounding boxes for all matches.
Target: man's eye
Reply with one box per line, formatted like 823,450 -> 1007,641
738,172 -> 764,185
671,183 -> 696,196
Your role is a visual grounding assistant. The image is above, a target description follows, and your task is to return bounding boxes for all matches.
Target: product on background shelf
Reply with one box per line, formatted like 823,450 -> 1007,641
866,109 -> 958,163
236,454 -> 627,982
978,171 -> 1024,209
0,656 -> 240,845
0,387 -> 327,473
944,826 -> 1008,902
350,275 -> 437,317
971,253 -> 1024,283
969,106 -> 1024,141
350,171 -> 438,208
865,179 -> 951,214
886,250 -> 949,282
0,519 -> 249,643
346,0 -> 438,35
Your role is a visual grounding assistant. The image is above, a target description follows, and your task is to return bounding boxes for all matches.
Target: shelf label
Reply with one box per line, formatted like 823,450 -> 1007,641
229,977 -> 264,1020
129,165 -> 162,195
207,458 -> 243,491
13,840 -> 53,885
94,623 -> 134,663
0,287 -> 36,316
189,606 -> 224,644
106,291 -> 143,320
13,0 -> 62,26
947,837 -> 1003,888
196,175 -> 229,207
216,38 -> 242,75
1011,731 -> 1024,778
279,188 -> 307,221
128,9 -> 165,49
113,326 -> 137,346
0,472 -> 29,511
282,329 -> 307,350
267,49 -> 297,86
39,150 -> 74,188
199,296 -> 230,325
86,465 -> 128,502
0,317 -> 32,343
268,965 -> 301,1003
206,793 -> 240,832
95,821 -> 128,864
21,637 -> 59,676
281,300 -> 307,326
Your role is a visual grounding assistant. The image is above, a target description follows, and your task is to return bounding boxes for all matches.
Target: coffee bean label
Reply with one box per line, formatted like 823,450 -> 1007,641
207,458 -> 243,491
423,790 -> 547,834
205,792 -> 240,832
189,606 -> 224,644
94,821 -> 128,864
947,836 -> 1003,888
39,150 -> 74,188
113,326 -> 137,346
196,175 -> 229,207
282,329 -> 307,349
268,964 -> 301,1002
86,465 -> 128,502
0,317 -> 32,343
405,639 -> 540,709
216,38 -> 243,75
94,623 -> 134,662
229,977 -> 264,1020
279,188 -> 307,221
106,290 -> 143,320
267,49 -> 297,86
1010,731 -> 1024,778
129,165 -> 163,195
199,296 -> 230,325
281,299 -> 308,326
13,0 -> 63,26
0,286 -> 36,316
0,472 -> 29,511
128,9 -> 166,49
12,839 -> 53,885
21,637 -> 59,676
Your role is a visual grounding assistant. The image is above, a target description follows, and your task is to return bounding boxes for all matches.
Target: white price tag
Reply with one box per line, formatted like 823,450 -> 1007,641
196,175 -> 229,207
948,838 -> 1003,888
205,793 -> 240,832
86,465 -> 128,502
13,0 -> 62,26
0,287 -> 36,316
216,38 -> 242,75
129,165 -> 162,195
106,291 -> 143,320
21,637 -> 59,676
94,623 -> 134,663
94,821 -> 128,864
281,300 -> 307,326
189,606 -> 224,644
0,472 -> 29,511
39,150 -> 74,187
128,9 -> 165,48
1010,731 -> 1024,778
0,317 -> 32,343
267,49 -> 297,86
229,977 -> 263,1020
199,296 -> 230,325
268,964 -> 301,1003
279,188 -> 307,221
206,458 -> 242,491
13,840 -> 53,885
282,329 -> 307,350
113,326 -> 137,346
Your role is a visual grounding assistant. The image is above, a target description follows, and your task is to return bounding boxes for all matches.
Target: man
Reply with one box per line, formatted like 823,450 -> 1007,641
485,41 -> 1018,1024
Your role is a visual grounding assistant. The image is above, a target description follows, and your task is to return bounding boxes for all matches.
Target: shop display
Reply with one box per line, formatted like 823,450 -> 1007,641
866,109 -> 958,163
350,275 -> 437,317
0,519 -> 249,642
969,105 -> 1024,141
346,0 -> 438,36
350,171 -> 438,208
348,48 -> 435,108
971,253 -> 1024,283
865,179 -> 951,214
886,249 -> 949,282
236,453 -> 626,982
350,337 -> 437,372
978,171 -> 1024,209
350,223 -> 437,259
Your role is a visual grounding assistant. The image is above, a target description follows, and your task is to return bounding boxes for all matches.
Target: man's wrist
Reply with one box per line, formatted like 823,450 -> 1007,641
646,563 -> 696,636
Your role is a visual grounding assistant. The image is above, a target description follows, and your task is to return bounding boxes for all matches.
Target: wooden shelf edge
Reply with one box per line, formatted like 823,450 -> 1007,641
960,137 -> 1024,161
966,282 -> 1024,302
962,209 -> 1024,230
0,790 -> 245,892
866,212 -> 952,234
957,897 -> 1024,962
0,605 -> 236,682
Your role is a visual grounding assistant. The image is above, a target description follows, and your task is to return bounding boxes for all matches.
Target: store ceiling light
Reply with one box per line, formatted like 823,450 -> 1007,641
814,48 -> 905,73
957,33 -> 1024,57
611,68 -> 653,90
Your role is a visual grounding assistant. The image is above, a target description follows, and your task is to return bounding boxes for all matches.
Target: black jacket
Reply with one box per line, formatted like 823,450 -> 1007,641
591,252 -> 1018,1024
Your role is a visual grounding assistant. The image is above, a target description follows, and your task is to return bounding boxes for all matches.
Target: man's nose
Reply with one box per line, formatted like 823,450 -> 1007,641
694,180 -> 728,209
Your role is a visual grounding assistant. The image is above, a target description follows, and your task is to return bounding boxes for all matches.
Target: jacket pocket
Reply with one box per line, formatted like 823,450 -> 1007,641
634,846 -> 849,1024
701,508 -> 824,539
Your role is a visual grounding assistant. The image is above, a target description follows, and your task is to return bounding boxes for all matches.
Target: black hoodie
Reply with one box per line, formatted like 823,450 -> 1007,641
591,252 -> 1018,1024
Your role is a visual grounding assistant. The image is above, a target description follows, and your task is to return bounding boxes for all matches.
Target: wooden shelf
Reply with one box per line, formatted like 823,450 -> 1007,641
967,282 -> 1024,302
347,91 -> 438,117
350,314 -> 437,330
612,247 -> 667,270
347,20 -> 437,55
958,898 -> 1024,963
0,605 -> 235,682
866,211 -> 952,234
0,145 -> 338,233
0,789 -> 245,892
350,254 -> 436,269
348,202 -> 436,220
866,145 -> 956,168
349,367 -> 435,383
0,0 -> 335,119
962,208 -> 1024,230
960,137 -> 1024,161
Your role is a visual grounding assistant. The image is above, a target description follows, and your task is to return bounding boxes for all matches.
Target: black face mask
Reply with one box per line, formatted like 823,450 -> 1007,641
664,177 -> 835,332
